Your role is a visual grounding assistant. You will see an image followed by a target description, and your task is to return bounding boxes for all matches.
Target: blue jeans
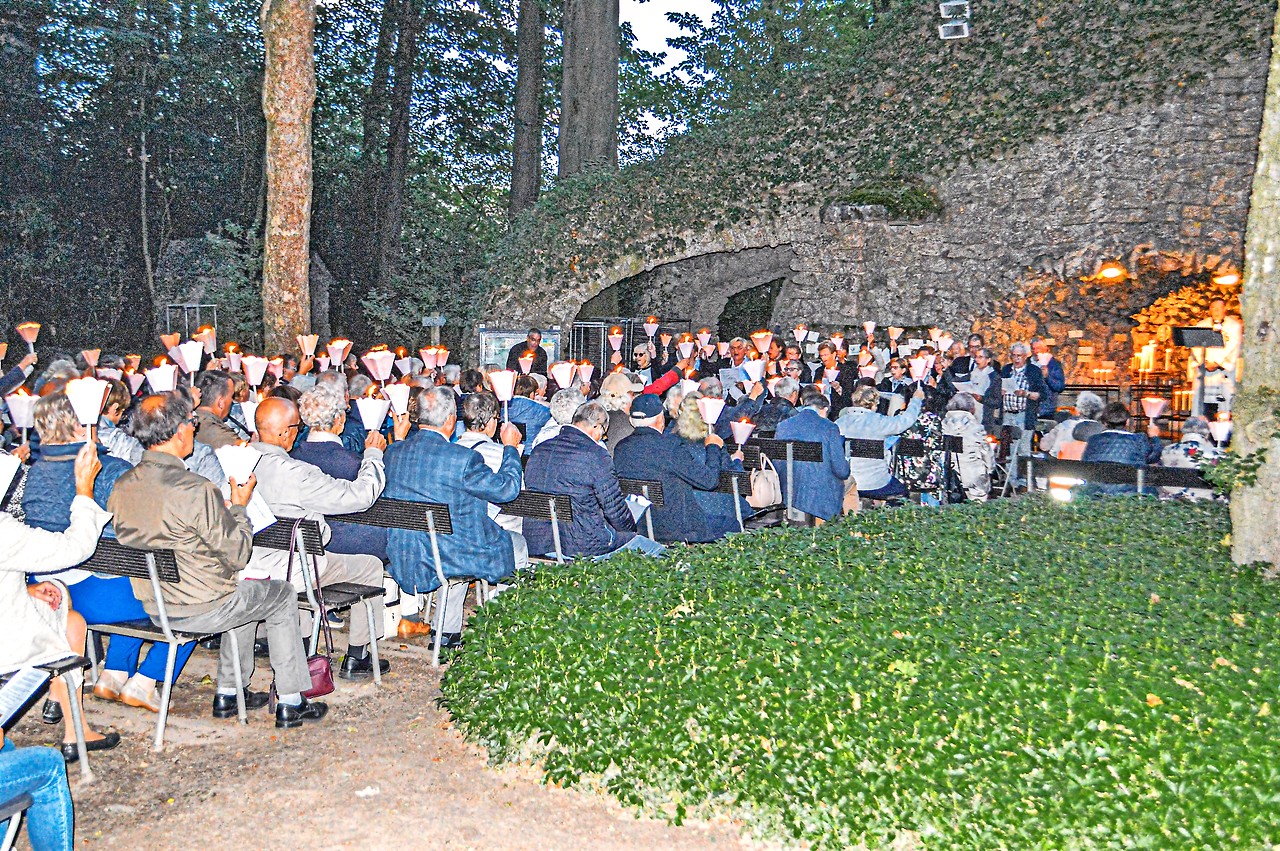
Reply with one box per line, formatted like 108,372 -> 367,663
69,576 -> 195,681
596,535 -> 666,560
859,477 -> 907,500
0,739 -> 74,851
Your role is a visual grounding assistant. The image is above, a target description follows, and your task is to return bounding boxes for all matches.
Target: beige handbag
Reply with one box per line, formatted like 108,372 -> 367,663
748,454 -> 782,508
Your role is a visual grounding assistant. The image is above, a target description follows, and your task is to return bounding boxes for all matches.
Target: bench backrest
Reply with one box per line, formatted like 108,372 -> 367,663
329,497 -> 454,534
80,538 -> 180,583
253,517 -> 326,554
715,469 -> 753,496
750,437 -> 823,463
845,438 -> 886,459
618,478 -> 665,507
941,434 -> 965,454
895,437 -> 927,458
1032,457 -> 1211,490
500,490 -> 575,523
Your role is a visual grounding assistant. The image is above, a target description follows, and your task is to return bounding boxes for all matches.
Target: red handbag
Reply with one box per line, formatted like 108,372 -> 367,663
277,520 -> 335,701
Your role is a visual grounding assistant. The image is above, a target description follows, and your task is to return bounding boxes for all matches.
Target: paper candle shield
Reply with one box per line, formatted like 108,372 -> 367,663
241,356 -> 268,387
659,333 -> 673,347
361,350 -> 395,381
81,349 -> 101,368
267,358 -> 284,379
356,396 -> 391,431
395,357 -> 413,376
316,356 -> 330,372
517,352 -> 534,374
937,335 -> 954,353
215,445 -> 263,485
608,332 -> 624,352
864,321 -> 876,334
297,334 -> 319,357
489,370 -> 518,402
1141,397 -> 1167,419
419,348 -> 438,370
697,397 -> 725,426
717,342 -> 730,357
239,400 -> 259,433
679,379 -> 700,396
643,321 -> 659,337
549,361 -> 577,388
126,373 -> 146,395
859,364 -> 880,379
908,357 -> 928,380
677,341 -> 695,359
577,363 -> 595,386
824,368 -> 841,383
730,420 -> 755,445
928,328 -> 941,342
65,377 -> 109,425
0,342 -> 7,363
175,341 -> 205,374
697,330 -> 712,348
793,326 -> 807,341
195,327 -> 217,354
97,368 -> 122,381
830,333 -> 845,350
159,332 -> 180,350
16,322 -> 40,345
750,330 -> 773,354
4,393 -> 36,429
226,350 -> 243,372
888,326 -> 904,340
1209,419 -> 1233,443
146,364 -> 179,393
924,354 -> 937,372
327,339 -> 353,365
1035,353 -> 1052,367
741,360 -> 766,383
435,348 -> 449,367
384,383 -> 412,415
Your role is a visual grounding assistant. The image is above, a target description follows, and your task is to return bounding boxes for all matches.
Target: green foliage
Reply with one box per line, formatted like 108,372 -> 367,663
834,182 -> 943,220
443,498 -> 1280,848
487,0 -> 1273,311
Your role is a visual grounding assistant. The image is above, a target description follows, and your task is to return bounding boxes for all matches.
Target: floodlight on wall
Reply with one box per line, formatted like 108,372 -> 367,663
938,20 -> 971,39
939,1 -> 970,18
1097,260 -> 1128,281
1212,269 -> 1241,286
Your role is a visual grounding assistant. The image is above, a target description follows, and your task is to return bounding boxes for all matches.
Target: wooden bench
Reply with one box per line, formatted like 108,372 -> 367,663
79,538 -> 248,753
1025,456 -> 1212,496
253,518 -> 385,681
327,498 -> 467,666
499,490 -> 574,563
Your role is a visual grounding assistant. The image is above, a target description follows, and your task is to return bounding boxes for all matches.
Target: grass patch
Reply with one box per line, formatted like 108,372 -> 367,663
442,498 -> 1280,848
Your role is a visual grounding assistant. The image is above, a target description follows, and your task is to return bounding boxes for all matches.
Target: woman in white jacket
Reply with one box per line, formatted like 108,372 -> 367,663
941,393 -> 994,501
1,443 -> 121,760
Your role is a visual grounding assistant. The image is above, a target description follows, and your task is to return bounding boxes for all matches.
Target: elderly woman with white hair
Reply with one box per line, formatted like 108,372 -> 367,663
532,387 -> 587,449
1159,415 -> 1223,500
941,393 -> 994,501
1039,390 -> 1105,458
598,372 -> 640,454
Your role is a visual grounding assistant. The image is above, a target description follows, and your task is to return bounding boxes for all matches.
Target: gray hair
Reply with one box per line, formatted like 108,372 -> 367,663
1181,415 -> 1212,439
33,392 -> 81,444
946,392 -> 977,414
1009,342 -> 1029,355
773,376 -> 799,400
348,374 -> 373,398
315,370 -> 348,397
40,358 -> 81,385
410,385 -> 457,428
298,386 -> 347,430
571,400 -> 609,429
801,387 -> 831,412
549,388 -> 586,425
664,384 -> 684,418
697,377 -> 723,399
441,364 -> 461,385
129,391 -> 194,449
1074,391 -> 1104,420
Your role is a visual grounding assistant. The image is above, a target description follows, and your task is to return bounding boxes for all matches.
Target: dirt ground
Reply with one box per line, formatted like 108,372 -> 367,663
7,632 -> 771,851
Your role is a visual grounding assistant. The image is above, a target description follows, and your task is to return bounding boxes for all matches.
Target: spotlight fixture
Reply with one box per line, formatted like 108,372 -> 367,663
1098,260 -> 1127,281
1212,270 -> 1240,286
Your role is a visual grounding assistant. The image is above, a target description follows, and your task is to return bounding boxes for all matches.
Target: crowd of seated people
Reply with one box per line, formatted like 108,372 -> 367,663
0,321 -> 1224,847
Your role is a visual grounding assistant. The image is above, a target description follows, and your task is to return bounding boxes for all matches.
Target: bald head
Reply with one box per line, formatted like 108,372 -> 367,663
256,396 -> 301,451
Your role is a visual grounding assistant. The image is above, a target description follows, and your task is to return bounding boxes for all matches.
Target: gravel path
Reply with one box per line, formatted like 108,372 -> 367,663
8,638 -> 769,851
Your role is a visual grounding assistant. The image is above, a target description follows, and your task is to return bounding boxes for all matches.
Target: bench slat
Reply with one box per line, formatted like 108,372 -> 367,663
80,539 -> 180,584
253,518 -> 326,554
1034,457 -> 1211,490
500,490 -> 576,523
750,437 -> 824,463
329,497 -> 453,535
714,470 -> 753,496
618,478 -> 665,507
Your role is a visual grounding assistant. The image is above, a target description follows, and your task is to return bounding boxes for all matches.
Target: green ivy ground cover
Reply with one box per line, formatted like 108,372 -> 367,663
442,498 -> 1280,848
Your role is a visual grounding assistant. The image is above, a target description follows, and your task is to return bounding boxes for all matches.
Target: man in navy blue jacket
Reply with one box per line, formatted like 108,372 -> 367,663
612,394 -> 730,544
523,401 -> 662,559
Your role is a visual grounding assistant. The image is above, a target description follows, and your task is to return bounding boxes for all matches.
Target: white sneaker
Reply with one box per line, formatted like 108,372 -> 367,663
91,668 -> 128,702
119,675 -> 161,713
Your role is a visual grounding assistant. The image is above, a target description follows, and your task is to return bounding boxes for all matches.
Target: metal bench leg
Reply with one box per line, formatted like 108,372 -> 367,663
732,479 -> 744,533
85,630 -> 99,685
308,608 -> 322,657
63,672 -> 92,781
227,631 -> 247,725
2,808 -> 23,851
431,585 -> 447,667
153,640 -> 179,752
366,604 -> 382,686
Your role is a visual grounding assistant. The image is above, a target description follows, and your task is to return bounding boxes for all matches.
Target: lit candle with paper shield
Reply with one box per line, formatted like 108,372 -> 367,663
240,356 -> 268,389
65,376 -> 110,441
659,332 -> 673,349
81,349 -> 101,369
608,327 -> 624,353
908,356 -> 928,383
489,369 -> 518,421
5,390 -> 36,443
859,364 -> 879,379
420,348 -> 438,370
316,356 -> 330,372
863,321 -> 876,336
830,332 -> 845,351
888,326 -> 904,341
741,359 -> 766,387
327,339 -> 353,368
297,334 -> 318,358
750,330 -> 773,355
550,361 -> 577,389
730,419 -> 755,446
126,373 -> 146,396
195,326 -> 217,355
677,340 -> 695,360
435,347 -> 449,367
267,357 -> 284,379
361,350 -> 396,385
145,364 -> 179,393
97,368 -> 121,381
1209,417 -> 1233,446
643,317 -> 659,338
395,357 -> 413,376
16,322 -> 40,355
697,328 -> 712,348
577,362 -> 595,386
355,396 -> 392,431
517,352 -> 534,374
239,400 -> 259,435
696,397 -> 725,426
159,332 -> 180,351
717,341 -> 730,358
384,383 -> 411,416
1141,397 -> 1167,420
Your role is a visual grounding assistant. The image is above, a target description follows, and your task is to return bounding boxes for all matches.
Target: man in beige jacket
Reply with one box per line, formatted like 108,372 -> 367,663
109,392 -> 328,729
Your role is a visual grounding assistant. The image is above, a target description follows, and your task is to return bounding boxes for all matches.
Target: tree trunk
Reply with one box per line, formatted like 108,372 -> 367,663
260,0 -> 316,354
1231,4 -> 1280,571
509,0 -> 544,218
558,0 -> 618,179
375,0 -> 421,288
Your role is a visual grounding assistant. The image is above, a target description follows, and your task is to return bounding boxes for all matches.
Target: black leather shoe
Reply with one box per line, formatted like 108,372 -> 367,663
337,654 -> 391,680
253,638 -> 270,658
275,697 -> 329,729
429,632 -> 464,651
211,688 -> 271,719
61,731 -> 121,763
41,699 -> 63,725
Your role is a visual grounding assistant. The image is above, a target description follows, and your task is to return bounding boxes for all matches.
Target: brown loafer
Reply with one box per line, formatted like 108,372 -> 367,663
396,618 -> 432,639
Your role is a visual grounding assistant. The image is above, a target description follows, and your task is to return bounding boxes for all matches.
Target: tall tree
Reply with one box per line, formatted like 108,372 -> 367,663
509,0 -> 544,217
558,0 -> 618,178
260,0 -> 316,352
1231,3 -> 1280,572
375,0 -> 423,287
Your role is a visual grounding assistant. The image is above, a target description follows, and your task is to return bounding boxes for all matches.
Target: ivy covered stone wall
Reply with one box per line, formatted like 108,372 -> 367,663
481,0 -> 1272,356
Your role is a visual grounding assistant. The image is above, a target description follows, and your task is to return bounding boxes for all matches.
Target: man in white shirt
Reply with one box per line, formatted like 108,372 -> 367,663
1188,298 -> 1243,417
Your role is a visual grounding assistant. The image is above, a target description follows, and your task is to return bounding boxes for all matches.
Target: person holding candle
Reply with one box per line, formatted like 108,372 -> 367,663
1030,338 -> 1066,421
782,345 -> 813,384
504,329 -> 548,377
631,343 -> 654,384
755,375 -> 802,431
192,370 -> 241,450
507,375 -> 552,456
835,384 -> 923,504
672,393 -> 749,540
817,341 -> 857,418
0,351 -> 39,398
